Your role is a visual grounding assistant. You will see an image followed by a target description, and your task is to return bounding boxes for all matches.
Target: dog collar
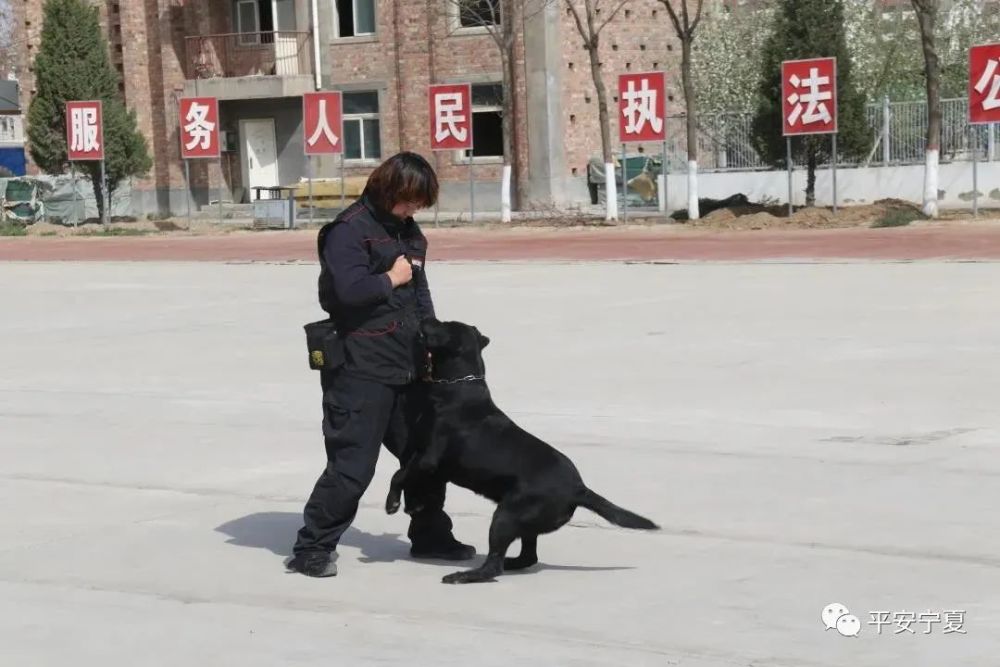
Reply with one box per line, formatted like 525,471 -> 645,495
427,374 -> 485,384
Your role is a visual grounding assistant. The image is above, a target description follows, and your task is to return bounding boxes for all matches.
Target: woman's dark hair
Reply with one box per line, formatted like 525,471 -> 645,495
364,151 -> 439,213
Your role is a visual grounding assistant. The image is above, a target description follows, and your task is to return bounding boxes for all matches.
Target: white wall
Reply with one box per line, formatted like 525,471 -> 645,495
660,162 -> 1000,211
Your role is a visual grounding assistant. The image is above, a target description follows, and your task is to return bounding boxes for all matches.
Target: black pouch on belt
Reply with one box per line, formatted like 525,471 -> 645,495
303,318 -> 345,371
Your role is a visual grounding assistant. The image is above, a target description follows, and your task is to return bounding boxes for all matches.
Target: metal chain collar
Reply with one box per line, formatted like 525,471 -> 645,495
427,374 -> 486,384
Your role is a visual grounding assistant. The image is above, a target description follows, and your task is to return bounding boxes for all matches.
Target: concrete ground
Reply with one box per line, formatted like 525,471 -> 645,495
1,259 -> 998,666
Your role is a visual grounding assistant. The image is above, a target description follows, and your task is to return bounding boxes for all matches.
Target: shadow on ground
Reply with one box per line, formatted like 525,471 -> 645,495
215,511 -> 635,574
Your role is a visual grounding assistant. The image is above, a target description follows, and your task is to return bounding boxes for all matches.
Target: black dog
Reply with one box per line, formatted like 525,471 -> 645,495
386,318 -> 658,584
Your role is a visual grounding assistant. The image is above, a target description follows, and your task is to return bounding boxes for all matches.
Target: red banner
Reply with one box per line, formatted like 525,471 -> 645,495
66,100 -> 104,161
179,96 -> 221,159
618,72 -> 666,143
970,43 -> 1000,125
429,84 -> 472,151
782,58 -> 838,136
303,92 -> 343,155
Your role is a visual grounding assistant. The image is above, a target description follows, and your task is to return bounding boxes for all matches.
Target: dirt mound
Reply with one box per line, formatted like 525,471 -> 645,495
688,198 -> 925,231
19,218 -> 252,237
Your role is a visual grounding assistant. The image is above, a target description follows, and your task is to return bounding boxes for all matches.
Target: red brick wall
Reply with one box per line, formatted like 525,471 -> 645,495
15,0 -> 686,207
120,0 -> 181,198
15,0 -> 44,175
326,0 -> 530,196
325,0 -> 678,198
560,0 -> 682,178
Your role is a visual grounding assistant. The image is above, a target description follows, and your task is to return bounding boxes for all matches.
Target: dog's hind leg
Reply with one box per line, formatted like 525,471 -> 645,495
442,505 -> 519,584
503,535 -> 538,571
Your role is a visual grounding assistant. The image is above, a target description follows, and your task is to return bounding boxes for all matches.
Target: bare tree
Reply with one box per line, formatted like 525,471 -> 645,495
911,0 -> 941,217
565,0 -> 631,221
444,0 -> 550,222
659,0 -> 705,220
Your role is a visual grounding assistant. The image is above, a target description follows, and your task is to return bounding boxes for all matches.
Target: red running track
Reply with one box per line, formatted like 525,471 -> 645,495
2,225 -> 1000,262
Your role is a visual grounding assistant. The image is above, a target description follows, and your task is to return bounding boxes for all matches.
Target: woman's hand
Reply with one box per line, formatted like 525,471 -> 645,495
386,255 -> 413,288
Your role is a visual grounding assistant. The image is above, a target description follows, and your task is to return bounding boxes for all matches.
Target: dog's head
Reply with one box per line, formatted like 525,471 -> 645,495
421,318 -> 489,378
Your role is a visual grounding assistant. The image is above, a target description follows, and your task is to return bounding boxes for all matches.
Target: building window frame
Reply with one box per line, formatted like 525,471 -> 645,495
342,90 -> 383,164
455,81 -> 505,164
448,0 -> 499,35
235,0 -> 261,46
333,0 -> 378,40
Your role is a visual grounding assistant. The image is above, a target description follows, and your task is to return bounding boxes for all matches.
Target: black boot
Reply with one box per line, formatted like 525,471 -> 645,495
410,535 -> 476,561
285,551 -> 338,577
408,509 -> 475,561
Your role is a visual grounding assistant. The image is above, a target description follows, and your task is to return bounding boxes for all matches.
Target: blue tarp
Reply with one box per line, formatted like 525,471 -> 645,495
0,147 -> 26,176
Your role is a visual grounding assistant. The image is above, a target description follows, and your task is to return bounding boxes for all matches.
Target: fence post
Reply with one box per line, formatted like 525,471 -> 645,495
621,144 -> 628,223
658,140 -> 667,215
882,96 -> 891,166
786,137 -> 793,217
989,123 -> 996,163
973,125 -> 979,217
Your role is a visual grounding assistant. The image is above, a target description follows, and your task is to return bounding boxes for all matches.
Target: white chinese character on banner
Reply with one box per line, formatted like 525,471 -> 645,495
786,67 -> 833,126
621,78 -> 663,135
942,610 -> 967,635
974,58 -> 1000,111
184,102 -> 216,151
434,93 -> 467,144
70,107 -> 100,153
307,99 -> 339,147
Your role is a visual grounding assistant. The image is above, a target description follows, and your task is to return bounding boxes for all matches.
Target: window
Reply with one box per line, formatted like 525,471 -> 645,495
459,0 -> 499,28
0,117 -> 15,142
235,0 -> 274,46
335,0 -> 376,37
465,83 -> 503,158
343,91 -> 382,161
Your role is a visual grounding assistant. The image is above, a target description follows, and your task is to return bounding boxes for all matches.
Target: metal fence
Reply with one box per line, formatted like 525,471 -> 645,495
185,31 -> 314,80
664,98 -> 1000,173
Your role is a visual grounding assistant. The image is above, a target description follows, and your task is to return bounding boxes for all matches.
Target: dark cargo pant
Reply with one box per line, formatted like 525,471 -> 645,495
292,369 -> 453,556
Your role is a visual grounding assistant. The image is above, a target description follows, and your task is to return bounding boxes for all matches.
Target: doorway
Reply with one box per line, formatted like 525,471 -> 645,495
240,118 -> 278,200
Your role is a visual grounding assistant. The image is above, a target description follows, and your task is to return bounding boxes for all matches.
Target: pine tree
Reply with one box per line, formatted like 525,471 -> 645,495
26,0 -> 151,223
751,0 -> 871,207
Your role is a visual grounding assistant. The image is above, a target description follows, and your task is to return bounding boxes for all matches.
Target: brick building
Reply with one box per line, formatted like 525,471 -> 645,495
0,80 -> 25,176
14,0 -> 680,215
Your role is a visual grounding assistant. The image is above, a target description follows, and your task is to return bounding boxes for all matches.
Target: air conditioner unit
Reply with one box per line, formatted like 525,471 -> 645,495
219,130 -> 238,153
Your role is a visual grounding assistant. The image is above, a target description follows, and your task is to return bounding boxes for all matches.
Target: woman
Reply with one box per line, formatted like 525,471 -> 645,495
287,152 -> 474,578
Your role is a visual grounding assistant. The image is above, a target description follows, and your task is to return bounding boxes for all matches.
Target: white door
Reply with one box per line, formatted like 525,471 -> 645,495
241,119 -> 278,199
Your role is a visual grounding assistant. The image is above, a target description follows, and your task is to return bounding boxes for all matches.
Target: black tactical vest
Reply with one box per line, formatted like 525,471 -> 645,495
316,197 -> 429,385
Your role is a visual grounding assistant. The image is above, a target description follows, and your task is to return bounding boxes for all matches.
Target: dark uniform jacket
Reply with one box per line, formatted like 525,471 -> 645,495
316,192 -> 435,385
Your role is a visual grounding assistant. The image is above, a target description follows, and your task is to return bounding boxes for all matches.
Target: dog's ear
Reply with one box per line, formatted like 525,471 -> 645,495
475,328 -> 490,349
421,318 -> 450,348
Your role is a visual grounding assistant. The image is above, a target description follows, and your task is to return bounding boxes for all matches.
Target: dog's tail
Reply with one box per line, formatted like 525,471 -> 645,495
577,488 -> 659,530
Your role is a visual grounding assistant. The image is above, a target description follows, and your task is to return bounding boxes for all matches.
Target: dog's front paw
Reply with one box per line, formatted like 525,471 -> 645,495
442,569 -> 497,584
403,502 -> 426,516
385,493 -> 401,515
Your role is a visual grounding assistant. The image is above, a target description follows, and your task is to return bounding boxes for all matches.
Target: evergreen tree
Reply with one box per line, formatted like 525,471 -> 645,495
27,0 -> 150,222
752,0 -> 871,207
